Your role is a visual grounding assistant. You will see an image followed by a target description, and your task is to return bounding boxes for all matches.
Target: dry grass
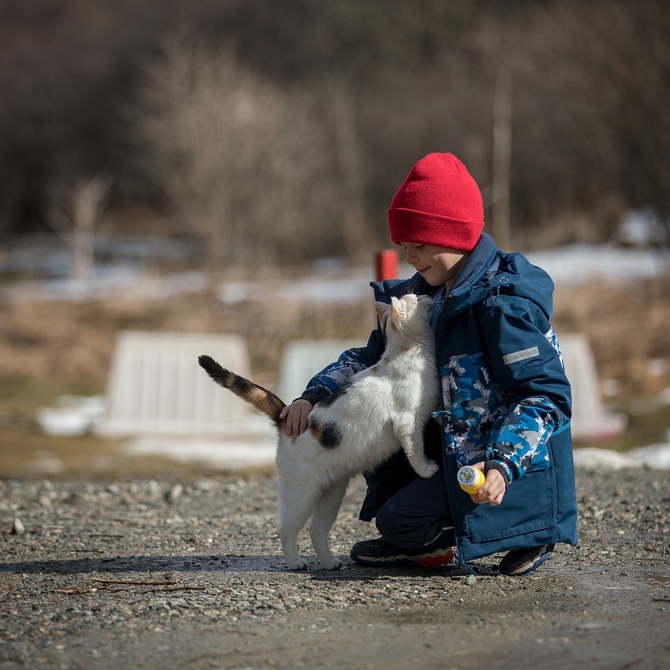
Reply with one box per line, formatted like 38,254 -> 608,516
552,274 -> 670,398
0,274 -> 667,398
0,287 -> 375,392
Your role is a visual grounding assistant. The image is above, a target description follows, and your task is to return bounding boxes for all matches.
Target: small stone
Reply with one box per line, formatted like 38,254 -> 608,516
195,479 -> 217,492
166,484 -> 184,503
465,574 -> 477,586
11,518 -> 26,535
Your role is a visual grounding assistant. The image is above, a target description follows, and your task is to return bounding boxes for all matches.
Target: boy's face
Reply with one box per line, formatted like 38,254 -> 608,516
401,242 -> 469,287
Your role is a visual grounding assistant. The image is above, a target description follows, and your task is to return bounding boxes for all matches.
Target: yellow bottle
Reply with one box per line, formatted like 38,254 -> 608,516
457,466 -> 485,494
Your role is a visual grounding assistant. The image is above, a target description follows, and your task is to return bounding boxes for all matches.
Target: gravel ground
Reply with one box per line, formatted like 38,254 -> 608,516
1,468 -> 669,670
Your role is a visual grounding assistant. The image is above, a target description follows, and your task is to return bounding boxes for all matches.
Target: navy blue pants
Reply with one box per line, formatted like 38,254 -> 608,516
360,422 -> 455,551
374,471 -> 456,551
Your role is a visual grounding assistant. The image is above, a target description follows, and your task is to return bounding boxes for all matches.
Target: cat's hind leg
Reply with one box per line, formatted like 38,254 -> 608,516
278,479 -> 316,570
309,479 -> 349,570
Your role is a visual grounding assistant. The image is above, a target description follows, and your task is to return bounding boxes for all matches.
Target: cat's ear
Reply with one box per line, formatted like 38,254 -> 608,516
390,296 -> 408,326
375,301 -> 390,330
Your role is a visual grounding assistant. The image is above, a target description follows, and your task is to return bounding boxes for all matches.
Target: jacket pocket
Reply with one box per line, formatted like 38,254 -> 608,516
463,468 -> 557,542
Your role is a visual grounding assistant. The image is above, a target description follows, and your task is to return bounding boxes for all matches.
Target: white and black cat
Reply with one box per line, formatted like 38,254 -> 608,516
198,293 -> 440,570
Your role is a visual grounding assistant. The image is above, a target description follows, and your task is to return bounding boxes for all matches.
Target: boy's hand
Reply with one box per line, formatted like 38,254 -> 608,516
278,399 -> 313,437
469,461 -> 506,506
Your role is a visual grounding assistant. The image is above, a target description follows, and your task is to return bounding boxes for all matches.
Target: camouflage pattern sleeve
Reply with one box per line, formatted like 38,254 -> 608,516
302,328 -> 385,401
485,396 -> 567,480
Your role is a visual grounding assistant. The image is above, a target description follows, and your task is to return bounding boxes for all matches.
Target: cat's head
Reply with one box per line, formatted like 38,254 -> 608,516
375,294 -> 433,339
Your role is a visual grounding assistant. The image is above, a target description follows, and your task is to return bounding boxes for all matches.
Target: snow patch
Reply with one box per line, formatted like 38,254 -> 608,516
525,243 -> 666,286
36,396 -> 107,437
123,436 -> 277,470
573,443 -> 670,471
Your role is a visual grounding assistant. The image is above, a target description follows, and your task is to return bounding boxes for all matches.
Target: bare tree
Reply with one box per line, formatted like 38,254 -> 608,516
46,175 -> 113,293
324,75 -> 374,263
491,64 -> 513,251
131,38 -> 337,270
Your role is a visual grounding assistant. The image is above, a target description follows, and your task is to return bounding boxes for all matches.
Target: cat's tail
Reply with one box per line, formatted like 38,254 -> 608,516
198,354 -> 285,426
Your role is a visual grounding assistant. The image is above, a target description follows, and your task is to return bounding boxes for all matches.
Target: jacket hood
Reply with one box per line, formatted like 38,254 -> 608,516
372,233 -> 555,320
449,234 -> 555,319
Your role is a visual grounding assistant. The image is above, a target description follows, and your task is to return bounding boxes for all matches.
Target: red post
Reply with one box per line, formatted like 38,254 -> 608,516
375,249 -> 399,281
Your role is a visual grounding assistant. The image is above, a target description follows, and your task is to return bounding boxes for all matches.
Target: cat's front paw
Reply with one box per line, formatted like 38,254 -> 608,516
286,558 -> 308,570
321,557 -> 342,570
416,460 -> 440,478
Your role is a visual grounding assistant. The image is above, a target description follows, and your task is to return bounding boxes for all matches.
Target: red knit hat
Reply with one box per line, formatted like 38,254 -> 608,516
387,153 -> 484,251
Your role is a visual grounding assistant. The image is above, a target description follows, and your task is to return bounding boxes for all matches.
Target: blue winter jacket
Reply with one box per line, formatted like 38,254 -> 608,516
301,233 -> 578,563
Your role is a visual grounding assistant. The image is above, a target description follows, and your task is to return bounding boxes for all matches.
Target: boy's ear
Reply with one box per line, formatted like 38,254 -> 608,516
375,301 -> 390,330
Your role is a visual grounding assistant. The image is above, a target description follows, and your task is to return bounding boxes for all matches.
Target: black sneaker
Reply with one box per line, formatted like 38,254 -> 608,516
499,544 -> 555,576
350,538 -> 455,568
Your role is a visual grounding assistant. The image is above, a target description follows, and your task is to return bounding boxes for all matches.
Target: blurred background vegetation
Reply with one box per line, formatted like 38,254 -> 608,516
1,0 -> 669,268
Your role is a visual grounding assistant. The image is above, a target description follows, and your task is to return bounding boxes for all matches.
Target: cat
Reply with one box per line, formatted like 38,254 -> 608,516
198,293 -> 440,570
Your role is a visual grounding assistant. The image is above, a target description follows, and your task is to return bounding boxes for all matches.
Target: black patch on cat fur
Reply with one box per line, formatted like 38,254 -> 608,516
319,421 -> 342,449
318,385 -> 349,408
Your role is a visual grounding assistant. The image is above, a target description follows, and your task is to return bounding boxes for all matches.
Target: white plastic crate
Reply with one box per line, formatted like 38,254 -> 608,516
560,333 -> 625,440
278,339 -> 363,403
97,331 -> 253,437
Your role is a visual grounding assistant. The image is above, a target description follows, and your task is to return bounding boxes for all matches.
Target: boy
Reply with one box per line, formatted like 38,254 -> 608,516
279,152 -> 578,575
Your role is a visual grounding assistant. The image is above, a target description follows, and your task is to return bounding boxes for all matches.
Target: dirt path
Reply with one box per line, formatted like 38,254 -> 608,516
1,469 -> 668,669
